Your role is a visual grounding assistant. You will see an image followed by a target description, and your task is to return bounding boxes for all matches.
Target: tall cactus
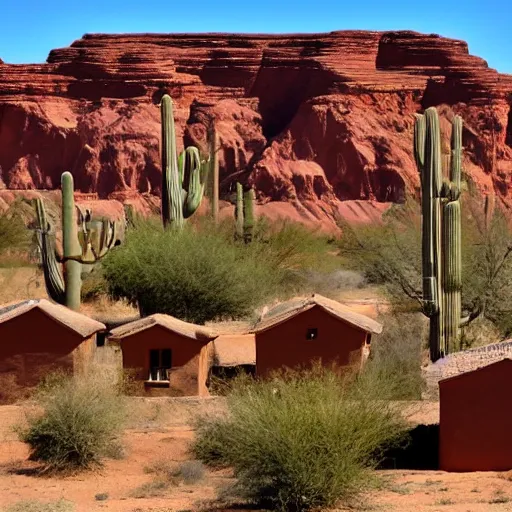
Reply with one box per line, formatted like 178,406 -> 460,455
160,94 -> 208,229
207,121 -> 220,224
61,172 -> 82,310
243,187 -> 255,244
233,182 -> 255,243
235,182 -> 244,240
34,172 -> 119,311
443,116 -> 463,353
415,107 -> 465,360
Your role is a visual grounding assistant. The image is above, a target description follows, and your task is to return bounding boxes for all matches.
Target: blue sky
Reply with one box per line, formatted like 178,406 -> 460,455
2,0 -> 511,73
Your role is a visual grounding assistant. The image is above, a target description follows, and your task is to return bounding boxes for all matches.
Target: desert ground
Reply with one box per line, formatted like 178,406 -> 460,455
2,267 -> 510,511
1,399 -> 512,512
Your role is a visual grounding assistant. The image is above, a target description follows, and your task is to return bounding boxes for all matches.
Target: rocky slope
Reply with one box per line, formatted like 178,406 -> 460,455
0,30 -> 511,229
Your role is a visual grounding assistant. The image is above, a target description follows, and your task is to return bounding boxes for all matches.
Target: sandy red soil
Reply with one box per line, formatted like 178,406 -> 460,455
2,400 -> 512,512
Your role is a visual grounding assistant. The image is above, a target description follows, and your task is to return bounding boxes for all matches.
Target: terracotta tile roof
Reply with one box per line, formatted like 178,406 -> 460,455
108,313 -> 218,342
252,293 -> 383,335
0,299 -> 106,338
213,334 -> 256,367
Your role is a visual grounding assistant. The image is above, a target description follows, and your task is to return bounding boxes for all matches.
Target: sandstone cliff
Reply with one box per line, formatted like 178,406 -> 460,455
0,30 -> 511,229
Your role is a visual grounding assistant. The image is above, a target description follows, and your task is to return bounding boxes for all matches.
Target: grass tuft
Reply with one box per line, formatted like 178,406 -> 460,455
3,500 -> 74,512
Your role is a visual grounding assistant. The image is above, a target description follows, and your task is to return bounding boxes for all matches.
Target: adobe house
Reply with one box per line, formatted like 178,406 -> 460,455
108,314 -> 217,397
0,299 -> 106,403
439,358 -> 512,472
251,293 -> 382,378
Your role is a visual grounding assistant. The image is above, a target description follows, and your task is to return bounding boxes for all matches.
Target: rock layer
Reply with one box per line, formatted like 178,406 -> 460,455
0,30 -> 511,229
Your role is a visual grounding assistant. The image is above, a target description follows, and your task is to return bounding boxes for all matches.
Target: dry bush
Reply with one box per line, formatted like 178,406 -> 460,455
18,368 -> 127,473
3,500 -> 74,512
360,313 -> 427,400
193,366 -> 407,511
132,459 -> 205,498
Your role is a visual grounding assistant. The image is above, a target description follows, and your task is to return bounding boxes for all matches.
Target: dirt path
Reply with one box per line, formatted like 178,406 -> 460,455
370,469 -> 512,511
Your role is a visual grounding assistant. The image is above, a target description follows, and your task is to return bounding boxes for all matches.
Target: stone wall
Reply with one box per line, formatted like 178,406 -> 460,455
423,340 -> 512,399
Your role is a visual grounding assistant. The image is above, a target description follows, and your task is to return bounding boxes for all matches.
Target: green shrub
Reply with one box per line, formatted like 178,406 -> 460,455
101,218 -> 309,324
18,370 -> 126,472
193,366 -> 407,511
360,313 -> 427,400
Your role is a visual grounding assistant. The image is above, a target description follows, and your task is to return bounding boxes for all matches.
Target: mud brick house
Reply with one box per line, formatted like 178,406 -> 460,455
251,294 -> 382,378
0,299 -> 105,403
108,314 -> 218,397
439,359 -> 512,472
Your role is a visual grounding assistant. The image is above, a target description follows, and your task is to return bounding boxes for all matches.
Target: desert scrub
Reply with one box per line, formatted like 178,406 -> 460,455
0,199 -> 32,258
193,366 -> 407,511
3,500 -> 74,512
102,218 -> 288,324
359,313 -> 427,399
18,369 -> 126,472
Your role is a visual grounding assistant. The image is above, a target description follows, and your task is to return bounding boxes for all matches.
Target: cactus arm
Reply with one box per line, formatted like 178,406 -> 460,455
160,94 -> 184,229
184,146 -> 209,218
235,182 -> 244,240
413,114 -> 426,170
34,198 -> 66,305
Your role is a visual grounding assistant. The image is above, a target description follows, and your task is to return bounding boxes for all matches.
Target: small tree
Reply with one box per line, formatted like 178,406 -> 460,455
101,219 -> 280,324
338,193 -> 512,346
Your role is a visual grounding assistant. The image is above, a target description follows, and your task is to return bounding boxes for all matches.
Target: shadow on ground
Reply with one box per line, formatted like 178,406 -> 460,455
380,424 -> 439,470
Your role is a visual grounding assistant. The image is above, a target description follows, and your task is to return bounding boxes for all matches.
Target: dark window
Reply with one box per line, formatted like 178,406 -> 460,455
306,328 -> 318,340
161,349 -> 172,368
96,332 -> 106,347
149,349 -> 172,381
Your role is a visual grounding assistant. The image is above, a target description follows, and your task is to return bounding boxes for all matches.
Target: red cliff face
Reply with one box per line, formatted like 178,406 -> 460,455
0,31 -> 511,229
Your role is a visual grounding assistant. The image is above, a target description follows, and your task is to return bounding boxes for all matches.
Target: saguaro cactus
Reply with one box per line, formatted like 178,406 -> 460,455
160,94 -> 208,229
207,121 -> 220,224
233,182 -> 255,243
443,116 -> 463,353
243,187 -> 255,243
34,198 -> 66,305
61,172 -> 82,310
414,107 -> 465,360
34,172 -> 119,310
235,182 -> 244,240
